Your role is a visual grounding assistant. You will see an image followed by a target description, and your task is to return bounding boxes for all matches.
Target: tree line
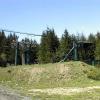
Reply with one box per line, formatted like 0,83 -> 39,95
0,28 -> 100,66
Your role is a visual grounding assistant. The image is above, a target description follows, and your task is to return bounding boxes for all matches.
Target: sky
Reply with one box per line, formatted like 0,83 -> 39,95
0,0 -> 100,42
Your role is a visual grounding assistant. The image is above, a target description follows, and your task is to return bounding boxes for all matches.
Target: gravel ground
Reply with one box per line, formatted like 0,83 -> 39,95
0,85 -> 100,99
0,86 -> 31,100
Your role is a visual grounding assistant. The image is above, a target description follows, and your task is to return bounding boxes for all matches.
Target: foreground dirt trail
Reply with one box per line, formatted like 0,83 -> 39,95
0,86 -> 31,100
28,86 -> 100,95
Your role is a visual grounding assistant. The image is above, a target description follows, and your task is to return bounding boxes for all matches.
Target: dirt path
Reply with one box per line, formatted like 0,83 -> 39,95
0,86 -> 31,100
28,86 -> 100,95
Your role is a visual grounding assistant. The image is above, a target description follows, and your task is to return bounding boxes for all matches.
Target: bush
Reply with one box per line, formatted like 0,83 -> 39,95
86,68 -> 100,80
0,59 -> 7,67
0,53 -> 7,67
96,64 -> 100,68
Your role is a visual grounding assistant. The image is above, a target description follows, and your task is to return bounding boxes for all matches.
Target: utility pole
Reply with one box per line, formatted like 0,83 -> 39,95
15,36 -> 18,66
26,49 -> 29,64
26,43 -> 30,64
73,41 -> 78,61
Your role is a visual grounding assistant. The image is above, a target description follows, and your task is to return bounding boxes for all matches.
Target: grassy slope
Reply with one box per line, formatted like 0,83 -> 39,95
0,61 -> 100,99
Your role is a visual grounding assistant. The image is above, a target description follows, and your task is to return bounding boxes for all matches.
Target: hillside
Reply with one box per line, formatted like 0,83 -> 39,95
0,61 -> 100,88
0,61 -> 100,99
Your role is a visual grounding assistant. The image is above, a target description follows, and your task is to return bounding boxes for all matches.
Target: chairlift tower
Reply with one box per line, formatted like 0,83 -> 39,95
61,40 -> 95,65
1,29 -> 42,66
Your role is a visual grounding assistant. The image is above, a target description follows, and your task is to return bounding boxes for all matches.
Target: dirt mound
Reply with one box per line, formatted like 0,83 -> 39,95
25,61 -> 90,83
0,61 -> 93,88
16,61 -> 91,83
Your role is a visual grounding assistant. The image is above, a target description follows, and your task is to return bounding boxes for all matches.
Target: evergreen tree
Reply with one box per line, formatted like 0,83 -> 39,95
79,33 -> 86,41
0,31 -> 7,67
59,29 -> 72,60
0,31 -> 6,54
95,32 -> 100,60
38,28 -> 59,63
6,33 -> 18,64
88,33 -> 96,43
30,40 -> 39,64
19,38 -> 39,64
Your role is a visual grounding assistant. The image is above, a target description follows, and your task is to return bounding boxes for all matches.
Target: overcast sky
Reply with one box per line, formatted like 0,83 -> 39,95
0,0 -> 100,42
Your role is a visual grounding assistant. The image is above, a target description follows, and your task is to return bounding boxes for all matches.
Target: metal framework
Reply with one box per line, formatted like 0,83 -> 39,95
0,29 -> 42,66
61,41 -> 95,65
60,41 -> 77,62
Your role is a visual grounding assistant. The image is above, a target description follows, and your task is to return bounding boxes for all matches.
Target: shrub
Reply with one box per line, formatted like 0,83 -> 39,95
0,53 -> 7,67
86,68 -> 100,80
96,64 -> 100,68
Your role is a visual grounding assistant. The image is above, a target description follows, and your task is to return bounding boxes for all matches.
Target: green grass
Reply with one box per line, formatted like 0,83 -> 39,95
31,89 -> 100,100
0,61 -> 100,99
0,61 -> 100,89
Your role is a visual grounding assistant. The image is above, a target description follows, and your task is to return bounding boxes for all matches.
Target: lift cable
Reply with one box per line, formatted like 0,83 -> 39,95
0,29 -> 42,36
